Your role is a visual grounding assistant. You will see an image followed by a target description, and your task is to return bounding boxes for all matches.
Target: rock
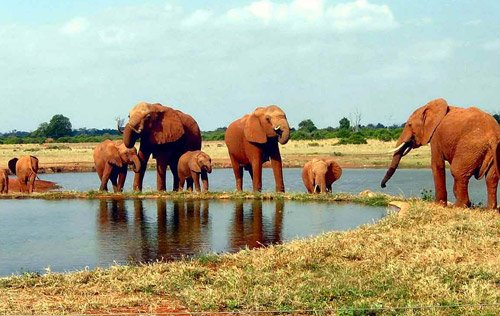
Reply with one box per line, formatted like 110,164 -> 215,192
359,190 -> 376,197
388,201 -> 410,217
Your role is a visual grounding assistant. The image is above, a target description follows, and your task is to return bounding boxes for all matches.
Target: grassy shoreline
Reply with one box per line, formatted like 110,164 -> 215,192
0,192 -> 499,315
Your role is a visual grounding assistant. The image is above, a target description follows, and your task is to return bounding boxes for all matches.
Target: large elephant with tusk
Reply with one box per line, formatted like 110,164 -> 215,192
381,98 -> 500,209
118,102 -> 202,191
225,105 -> 290,192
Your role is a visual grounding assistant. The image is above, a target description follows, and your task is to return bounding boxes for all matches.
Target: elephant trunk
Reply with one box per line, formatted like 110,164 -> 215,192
314,174 -> 326,193
131,155 -> 141,173
277,120 -> 290,145
122,125 -> 138,149
381,141 -> 411,188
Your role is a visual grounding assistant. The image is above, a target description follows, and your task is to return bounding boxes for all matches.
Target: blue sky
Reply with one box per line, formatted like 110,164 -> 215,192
1,0 -> 499,132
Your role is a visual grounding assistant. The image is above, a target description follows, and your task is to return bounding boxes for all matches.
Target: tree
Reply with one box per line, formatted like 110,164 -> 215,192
339,117 -> 350,130
45,114 -> 72,138
298,119 -> 317,133
31,122 -> 49,137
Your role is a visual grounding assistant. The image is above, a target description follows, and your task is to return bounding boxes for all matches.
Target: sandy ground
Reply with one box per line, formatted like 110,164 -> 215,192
0,139 -> 431,174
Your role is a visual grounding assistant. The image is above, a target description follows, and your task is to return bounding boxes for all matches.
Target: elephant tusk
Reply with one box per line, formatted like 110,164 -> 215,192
402,146 -> 412,156
387,142 -> 406,154
274,125 -> 281,131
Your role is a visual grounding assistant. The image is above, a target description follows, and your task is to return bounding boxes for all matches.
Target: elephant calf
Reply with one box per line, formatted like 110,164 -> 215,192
302,158 -> 342,193
177,150 -> 212,192
93,140 -> 141,192
8,156 -> 38,193
0,168 -> 8,193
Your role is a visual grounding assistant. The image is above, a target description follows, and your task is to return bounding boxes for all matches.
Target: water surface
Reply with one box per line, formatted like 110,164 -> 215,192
0,199 -> 386,276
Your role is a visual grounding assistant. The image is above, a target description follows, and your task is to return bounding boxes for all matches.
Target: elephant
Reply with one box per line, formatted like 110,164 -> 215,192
118,102 -> 202,191
0,168 -> 8,193
177,150 -> 212,192
8,155 -> 39,193
225,105 -> 290,192
302,158 -> 342,193
93,139 -> 141,192
381,98 -> 500,209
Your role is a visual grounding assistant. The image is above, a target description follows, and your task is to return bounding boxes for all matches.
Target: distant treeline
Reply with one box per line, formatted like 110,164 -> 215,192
1,114 -> 499,145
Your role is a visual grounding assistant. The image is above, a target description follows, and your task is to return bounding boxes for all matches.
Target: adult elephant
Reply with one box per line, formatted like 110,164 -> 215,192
381,98 -> 500,209
225,105 -> 290,192
119,102 -> 202,191
302,158 -> 342,193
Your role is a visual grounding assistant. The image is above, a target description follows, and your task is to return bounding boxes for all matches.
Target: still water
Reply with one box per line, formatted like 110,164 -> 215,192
43,168 -> 492,204
0,199 -> 387,276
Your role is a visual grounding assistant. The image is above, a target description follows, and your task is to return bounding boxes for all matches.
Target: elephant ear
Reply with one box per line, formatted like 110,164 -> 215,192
107,145 -> 123,168
420,98 -> 449,144
8,158 -> 18,175
326,159 -> 342,181
149,105 -> 185,145
244,114 -> 267,144
189,153 -> 202,173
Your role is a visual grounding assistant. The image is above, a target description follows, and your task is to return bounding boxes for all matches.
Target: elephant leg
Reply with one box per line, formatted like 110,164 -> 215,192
201,171 -> 209,192
100,164 -> 113,191
134,148 -> 150,192
269,145 -> 285,192
117,170 -> 127,192
230,155 -> 244,191
28,174 -> 36,193
186,178 -> 194,192
453,176 -> 471,208
251,159 -> 263,192
155,155 -> 168,191
326,184 -> 332,193
178,176 -> 185,191
431,155 -> 447,205
192,172 -> 201,192
485,169 -> 498,209
110,170 -> 119,193
170,159 -> 180,191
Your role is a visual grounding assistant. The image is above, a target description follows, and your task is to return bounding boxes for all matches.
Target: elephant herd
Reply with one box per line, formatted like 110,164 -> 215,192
1,98 -> 499,210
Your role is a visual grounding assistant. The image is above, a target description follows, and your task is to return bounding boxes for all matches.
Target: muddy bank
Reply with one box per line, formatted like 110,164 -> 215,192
7,178 -> 58,193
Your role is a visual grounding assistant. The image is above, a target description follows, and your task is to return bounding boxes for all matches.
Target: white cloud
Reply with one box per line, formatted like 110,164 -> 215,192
224,0 -> 397,31
403,40 -> 460,62
327,0 -> 397,31
483,39 -> 500,51
60,17 -> 88,35
182,10 -> 214,28
465,19 -> 482,26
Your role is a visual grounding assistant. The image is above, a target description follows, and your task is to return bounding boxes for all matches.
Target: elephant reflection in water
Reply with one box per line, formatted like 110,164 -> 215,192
156,199 -> 210,259
229,200 -> 284,251
97,199 -> 154,264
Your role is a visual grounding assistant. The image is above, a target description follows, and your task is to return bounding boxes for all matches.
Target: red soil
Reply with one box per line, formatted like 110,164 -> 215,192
7,178 -> 58,193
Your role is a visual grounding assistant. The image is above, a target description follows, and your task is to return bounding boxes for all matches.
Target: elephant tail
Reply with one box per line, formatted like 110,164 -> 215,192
28,156 -> 39,179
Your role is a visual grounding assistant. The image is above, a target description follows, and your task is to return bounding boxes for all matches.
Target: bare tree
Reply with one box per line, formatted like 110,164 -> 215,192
349,109 -> 362,133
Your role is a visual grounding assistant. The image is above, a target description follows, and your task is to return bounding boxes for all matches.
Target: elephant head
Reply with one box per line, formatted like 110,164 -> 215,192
189,151 -> 212,174
381,98 -> 449,188
305,158 -> 342,193
116,142 -> 141,173
244,105 -> 290,145
119,102 -> 185,148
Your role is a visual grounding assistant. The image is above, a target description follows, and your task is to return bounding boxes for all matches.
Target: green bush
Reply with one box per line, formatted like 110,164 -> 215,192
338,133 -> 367,145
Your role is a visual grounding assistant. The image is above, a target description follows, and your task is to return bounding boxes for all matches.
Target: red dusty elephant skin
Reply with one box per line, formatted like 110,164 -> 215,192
0,168 -> 8,193
93,139 -> 141,192
119,102 -> 202,191
381,98 -> 500,209
302,158 -> 342,193
8,155 -> 39,193
225,105 -> 291,192
177,150 -> 212,192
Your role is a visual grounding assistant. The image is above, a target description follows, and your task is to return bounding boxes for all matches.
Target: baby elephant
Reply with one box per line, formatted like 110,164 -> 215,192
178,150 -> 212,192
93,139 -> 141,192
8,156 -> 39,193
302,158 -> 342,193
0,168 -> 8,193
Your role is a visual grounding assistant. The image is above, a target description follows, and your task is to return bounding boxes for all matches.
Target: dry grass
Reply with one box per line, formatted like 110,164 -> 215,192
0,139 -> 432,172
0,193 -> 498,315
